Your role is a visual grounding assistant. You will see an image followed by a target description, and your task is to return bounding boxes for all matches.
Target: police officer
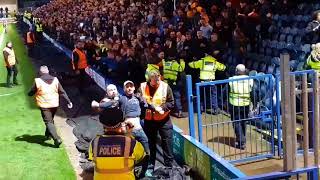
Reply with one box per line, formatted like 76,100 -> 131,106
138,70 -> 174,176
161,55 -> 186,118
306,43 -> 320,72
88,108 -> 146,180
228,64 -> 253,150
188,53 -> 226,114
3,42 -> 18,88
72,41 -> 88,94
35,19 -> 43,42
28,66 -> 73,147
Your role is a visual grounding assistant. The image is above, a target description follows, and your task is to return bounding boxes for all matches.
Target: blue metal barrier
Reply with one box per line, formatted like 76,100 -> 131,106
187,74 -> 277,163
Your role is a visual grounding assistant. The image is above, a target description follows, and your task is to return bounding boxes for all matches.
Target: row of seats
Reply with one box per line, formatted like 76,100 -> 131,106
272,14 -> 312,23
260,40 -> 311,54
268,26 -> 308,36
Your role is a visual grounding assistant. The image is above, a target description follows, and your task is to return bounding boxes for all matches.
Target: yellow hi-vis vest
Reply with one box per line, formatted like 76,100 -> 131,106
140,81 -> 170,121
306,55 -> 320,72
3,47 -> 16,66
36,23 -> 43,32
188,55 -> 226,81
162,59 -> 185,83
35,77 -> 59,108
88,135 -> 145,180
145,64 -> 160,81
228,75 -> 253,106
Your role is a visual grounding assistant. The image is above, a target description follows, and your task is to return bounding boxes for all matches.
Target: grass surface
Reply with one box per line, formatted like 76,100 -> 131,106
0,24 -> 75,180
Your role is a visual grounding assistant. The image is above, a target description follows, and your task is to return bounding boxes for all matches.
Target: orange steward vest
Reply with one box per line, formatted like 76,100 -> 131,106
35,77 -> 59,108
3,47 -> 16,66
27,32 -> 34,44
140,81 -> 170,121
72,48 -> 88,70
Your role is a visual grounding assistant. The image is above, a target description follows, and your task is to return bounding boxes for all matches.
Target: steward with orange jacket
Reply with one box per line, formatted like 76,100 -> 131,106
137,69 -> 174,175
72,42 -> 88,94
28,66 -> 73,148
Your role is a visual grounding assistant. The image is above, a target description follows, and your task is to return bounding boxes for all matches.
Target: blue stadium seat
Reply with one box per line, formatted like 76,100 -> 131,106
276,41 -> 286,50
270,40 -> 278,48
273,14 -> 280,21
297,51 -> 307,62
266,64 -> 276,74
280,15 -> 288,22
259,62 -> 267,72
272,48 -> 280,57
252,61 -> 259,70
279,34 -> 286,42
301,44 -> 311,54
286,35 -> 293,43
290,27 -> 298,35
295,15 -> 303,22
272,33 -> 279,41
294,35 -> 302,44
271,57 -> 281,66
265,48 -> 272,56
249,70 -> 258,76
297,61 -> 305,71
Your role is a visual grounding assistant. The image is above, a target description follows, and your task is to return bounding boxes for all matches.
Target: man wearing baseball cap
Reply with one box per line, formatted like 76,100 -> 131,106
88,107 -> 145,180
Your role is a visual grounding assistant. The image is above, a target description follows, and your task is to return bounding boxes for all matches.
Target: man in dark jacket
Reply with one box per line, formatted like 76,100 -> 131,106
306,10 -> 320,43
28,66 -> 73,147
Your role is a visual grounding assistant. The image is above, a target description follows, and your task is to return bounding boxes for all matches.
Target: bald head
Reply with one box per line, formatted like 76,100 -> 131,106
236,64 -> 246,75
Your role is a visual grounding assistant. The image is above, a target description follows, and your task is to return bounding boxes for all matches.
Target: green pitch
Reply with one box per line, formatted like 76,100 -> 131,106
0,24 -> 75,179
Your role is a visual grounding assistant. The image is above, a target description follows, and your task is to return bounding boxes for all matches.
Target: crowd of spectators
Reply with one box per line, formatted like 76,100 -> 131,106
33,0 -> 317,86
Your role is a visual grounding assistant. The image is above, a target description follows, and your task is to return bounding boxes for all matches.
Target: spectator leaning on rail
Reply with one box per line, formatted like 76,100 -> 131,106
88,107 -> 145,180
28,65 -> 73,148
188,52 -> 226,114
138,69 -> 174,176
228,64 -> 253,150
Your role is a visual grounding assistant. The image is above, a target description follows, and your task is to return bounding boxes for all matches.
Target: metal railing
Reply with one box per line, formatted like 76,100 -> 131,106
187,74 -> 278,163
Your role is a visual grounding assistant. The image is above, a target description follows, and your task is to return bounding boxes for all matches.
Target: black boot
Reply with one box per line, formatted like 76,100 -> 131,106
54,138 -> 62,148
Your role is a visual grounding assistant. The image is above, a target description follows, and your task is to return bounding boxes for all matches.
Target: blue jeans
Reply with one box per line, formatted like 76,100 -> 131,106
200,85 -> 218,111
132,129 -> 150,155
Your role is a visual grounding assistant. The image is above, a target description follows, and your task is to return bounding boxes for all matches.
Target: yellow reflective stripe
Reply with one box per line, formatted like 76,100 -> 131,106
94,136 -> 132,174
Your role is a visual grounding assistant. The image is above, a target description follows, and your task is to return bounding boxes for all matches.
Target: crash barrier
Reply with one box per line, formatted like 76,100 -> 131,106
22,18 -> 246,179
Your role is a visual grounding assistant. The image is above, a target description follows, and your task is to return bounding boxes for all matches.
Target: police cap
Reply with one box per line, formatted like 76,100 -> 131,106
99,107 -> 124,128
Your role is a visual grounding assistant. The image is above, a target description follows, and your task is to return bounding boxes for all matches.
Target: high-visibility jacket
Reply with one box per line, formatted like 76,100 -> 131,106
229,75 -> 253,106
72,48 -> 88,70
140,81 -> 170,121
26,32 -> 35,44
36,23 -> 43,32
188,55 -> 226,81
145,64 -> 160,81
35,77 -> 59,108
3,47 -> 16,66
88,134 -> 145,180
24,12 -> 32,20
162,59 -> 185,83
306,55 -> 320,72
